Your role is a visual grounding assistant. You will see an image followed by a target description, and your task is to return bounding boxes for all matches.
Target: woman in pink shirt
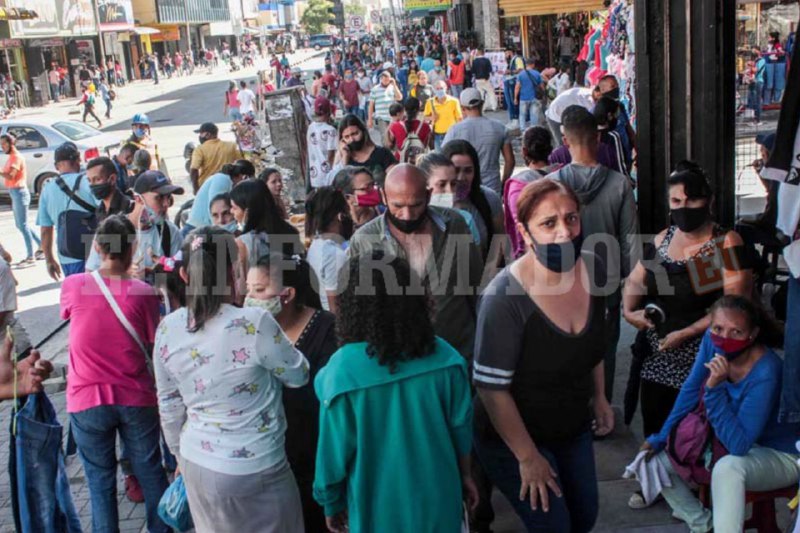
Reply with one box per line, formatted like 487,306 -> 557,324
61,215 -> 169,533
223,81 -> 242,122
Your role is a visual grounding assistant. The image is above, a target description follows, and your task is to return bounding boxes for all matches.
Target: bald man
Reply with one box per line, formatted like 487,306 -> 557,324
347,164 -> 483,360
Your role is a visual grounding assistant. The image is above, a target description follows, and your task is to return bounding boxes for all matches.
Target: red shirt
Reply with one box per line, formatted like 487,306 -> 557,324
339,79 -> 359,108
448,60 -> 466,85
388,120 -> 431,159
321,72 -> 338,92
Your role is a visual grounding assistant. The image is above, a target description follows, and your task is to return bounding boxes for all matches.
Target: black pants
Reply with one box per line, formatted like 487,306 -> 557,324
640,378 -> 680,437
83,104 -> 101,126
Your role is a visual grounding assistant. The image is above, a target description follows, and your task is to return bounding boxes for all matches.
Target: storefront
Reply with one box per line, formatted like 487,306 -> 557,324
201,21 -> 236,51
0,39 -> 27,84
150,25 -> 182,57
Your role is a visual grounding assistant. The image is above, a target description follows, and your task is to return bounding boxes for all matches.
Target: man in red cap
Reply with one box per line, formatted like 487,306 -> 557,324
307,96 -> 338,188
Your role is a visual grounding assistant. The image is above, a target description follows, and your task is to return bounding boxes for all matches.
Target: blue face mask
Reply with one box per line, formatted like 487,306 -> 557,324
221,221 -> 238,233
142,204 -> 164,226
133,127 -> 147,139
434,89 -> 446,98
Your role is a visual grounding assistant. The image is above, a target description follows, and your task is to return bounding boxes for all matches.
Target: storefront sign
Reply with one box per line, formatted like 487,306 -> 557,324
207,21 -> 234,36
0,38 -> 23,47
29,37 -> 65,47
74,38 -> 95,63
151,25 -> 180,42
403,0 -> 450,12
8,0 -> 96,37
98,0 -> 134,31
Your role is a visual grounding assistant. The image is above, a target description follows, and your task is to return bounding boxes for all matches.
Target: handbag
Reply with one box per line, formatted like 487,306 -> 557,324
55,174 -> 97,261
666,379 -> 728,487
157,474 -> 194,531
90,270 -> 153,377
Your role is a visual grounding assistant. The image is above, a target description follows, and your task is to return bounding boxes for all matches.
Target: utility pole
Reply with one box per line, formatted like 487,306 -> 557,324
387,0 -> 400,62
91,0 -> 107,64
183,3 -> 193,54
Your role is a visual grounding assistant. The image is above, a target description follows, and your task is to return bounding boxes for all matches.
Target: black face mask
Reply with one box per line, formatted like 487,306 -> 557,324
671,205 -> 710,233
385,208 -> 427,234
528,231 -> 584,273
348,137 -> 366,152
90,182 -> 114,200
198,135 -> 208,144
603,88 -> 621,100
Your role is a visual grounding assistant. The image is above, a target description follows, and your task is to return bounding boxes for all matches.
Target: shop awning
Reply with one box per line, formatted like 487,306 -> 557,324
498,0 -> 605,18
242,27 -> 261,34
0,7 -> 38,20
132,26 -> 161,35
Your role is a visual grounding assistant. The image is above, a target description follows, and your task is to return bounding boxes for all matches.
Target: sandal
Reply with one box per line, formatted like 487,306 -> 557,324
628,491 -> 662,510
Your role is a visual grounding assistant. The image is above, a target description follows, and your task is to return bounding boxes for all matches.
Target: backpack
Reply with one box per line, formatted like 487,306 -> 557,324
54,174 -> 97,260
399,121 -> 428,164
86,93 -> 95,106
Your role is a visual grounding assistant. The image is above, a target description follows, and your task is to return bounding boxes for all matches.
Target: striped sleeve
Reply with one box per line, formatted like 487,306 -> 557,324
472,275 -> 526,389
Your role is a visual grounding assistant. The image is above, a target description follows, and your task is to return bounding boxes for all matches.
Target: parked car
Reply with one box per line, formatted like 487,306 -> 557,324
0,119 -> 122,195
308,34 -> 334,50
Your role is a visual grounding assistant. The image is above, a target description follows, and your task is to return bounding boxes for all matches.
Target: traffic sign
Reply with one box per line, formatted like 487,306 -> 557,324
370,10 -> 380,23
349,15 -> 364,28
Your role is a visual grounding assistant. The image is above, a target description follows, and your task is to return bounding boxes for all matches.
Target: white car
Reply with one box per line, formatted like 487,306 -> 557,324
0,119 -> 123,195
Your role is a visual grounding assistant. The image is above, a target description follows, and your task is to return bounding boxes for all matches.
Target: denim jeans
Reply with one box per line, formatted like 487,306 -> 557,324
451,84 -> 463,98
229,107 -> 243,122
10,392 -> 82,533
503,78 -> 519,120
70,405 -> 170,533
434,133 -> 446,150
50,83 -> 60,102
474,430 -> 598,532
9,187 -> 41,258
780,276 -> 800,423
61,261 -> 85,277
655,448 -> 800,533
519,99 -> 543,131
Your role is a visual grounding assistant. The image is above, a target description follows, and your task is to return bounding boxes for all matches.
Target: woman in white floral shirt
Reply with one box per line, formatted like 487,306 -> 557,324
153,226 -> 309,533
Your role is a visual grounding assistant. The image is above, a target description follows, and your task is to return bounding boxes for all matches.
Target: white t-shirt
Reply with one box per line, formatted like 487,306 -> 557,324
237,88 -> 256,114
545,86 -> 595,123
307,237 -> 347,311
307,121 -> 338,187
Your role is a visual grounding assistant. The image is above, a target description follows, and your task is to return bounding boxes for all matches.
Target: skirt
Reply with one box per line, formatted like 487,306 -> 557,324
181,457 -> 305,533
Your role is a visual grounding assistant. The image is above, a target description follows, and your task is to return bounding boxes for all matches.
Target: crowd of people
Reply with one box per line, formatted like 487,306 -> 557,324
0,27 -> 798,533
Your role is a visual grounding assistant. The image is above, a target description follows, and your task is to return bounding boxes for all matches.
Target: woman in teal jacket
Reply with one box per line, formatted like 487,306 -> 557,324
313,253 -> 479,533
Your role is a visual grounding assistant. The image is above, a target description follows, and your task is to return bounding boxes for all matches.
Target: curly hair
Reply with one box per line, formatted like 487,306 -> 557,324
336,252 -> 436,372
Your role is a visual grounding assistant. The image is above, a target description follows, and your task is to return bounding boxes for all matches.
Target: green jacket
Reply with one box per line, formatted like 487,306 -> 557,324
313,337 -> 472,532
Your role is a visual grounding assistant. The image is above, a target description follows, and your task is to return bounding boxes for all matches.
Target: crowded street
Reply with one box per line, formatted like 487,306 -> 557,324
0,1 -> 798,533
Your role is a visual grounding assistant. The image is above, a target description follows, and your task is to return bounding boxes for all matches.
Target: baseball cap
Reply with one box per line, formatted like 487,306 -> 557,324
133,170 -> 185,195
314,96 -> 331,116
382,61 -> 394,70
194,122 -> 218,135
459,88 -> 483,108
54,142 -> 80,163
756,131 -> 776,151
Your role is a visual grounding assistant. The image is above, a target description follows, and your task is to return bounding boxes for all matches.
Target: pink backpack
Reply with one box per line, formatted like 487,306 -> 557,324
666,379 -> 728,487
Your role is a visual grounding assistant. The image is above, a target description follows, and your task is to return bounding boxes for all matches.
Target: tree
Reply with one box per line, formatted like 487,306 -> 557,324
301,0 -> 333,35
345,2 -> 366,17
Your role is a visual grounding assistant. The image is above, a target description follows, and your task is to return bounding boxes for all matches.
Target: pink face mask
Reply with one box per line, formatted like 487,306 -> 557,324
356,188 -> 382,207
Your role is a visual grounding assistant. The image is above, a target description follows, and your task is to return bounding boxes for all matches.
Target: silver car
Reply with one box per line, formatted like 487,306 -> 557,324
0,118 -> 122,195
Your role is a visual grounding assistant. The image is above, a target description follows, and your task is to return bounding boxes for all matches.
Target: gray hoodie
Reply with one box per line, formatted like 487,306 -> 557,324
547,163 -> 641,286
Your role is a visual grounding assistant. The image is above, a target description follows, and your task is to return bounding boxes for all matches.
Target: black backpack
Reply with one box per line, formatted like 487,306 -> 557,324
54,174 -> 97,261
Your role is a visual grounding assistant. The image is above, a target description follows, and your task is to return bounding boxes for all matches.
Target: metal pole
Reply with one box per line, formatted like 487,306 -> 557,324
183,3 -> 192,54
388,0 -> 401,60
92,0 -> 107,64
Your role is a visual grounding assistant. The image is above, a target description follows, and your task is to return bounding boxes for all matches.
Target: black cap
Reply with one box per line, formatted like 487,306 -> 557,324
194,122 -> 218,135
54,142 -> 80,163
756,131 -> 776,152
133,170 -> 185,195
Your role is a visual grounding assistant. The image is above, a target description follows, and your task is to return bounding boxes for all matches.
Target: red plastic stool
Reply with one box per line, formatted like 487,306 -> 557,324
698,484 -> 797,533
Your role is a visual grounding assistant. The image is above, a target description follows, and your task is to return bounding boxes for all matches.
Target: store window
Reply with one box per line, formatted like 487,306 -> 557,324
500,17 -> 522,51
7,127 -> 47,150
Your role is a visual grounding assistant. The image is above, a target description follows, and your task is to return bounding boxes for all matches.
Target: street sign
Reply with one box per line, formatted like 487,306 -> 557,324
349,15 -> 364,28
370,10 -> 380,23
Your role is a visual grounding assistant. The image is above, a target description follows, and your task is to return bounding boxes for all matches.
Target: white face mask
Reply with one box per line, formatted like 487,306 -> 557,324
244,296 -> 282,316
429,192 -> 455,209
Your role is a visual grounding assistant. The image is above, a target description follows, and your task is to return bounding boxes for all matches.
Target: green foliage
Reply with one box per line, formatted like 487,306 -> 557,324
301,0 -> 333,35
345,2 -> 366,17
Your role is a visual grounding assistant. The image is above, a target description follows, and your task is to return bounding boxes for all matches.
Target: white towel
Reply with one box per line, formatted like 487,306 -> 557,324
622,450 -> 673,505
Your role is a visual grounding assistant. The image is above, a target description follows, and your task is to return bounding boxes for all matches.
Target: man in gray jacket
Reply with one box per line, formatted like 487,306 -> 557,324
547,105 -> 641,403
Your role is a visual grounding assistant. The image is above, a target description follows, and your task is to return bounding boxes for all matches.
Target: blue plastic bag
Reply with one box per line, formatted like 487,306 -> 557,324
157,475 -> 194,532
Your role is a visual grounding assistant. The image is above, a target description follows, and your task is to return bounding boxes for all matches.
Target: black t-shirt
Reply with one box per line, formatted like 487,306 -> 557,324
351,146 -> 397,186
473,257 -> 607,444
472,57 -> 493,80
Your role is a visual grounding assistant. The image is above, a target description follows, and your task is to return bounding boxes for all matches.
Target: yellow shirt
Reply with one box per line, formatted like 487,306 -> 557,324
190,138 -> 241,187
424,96 -> 462,135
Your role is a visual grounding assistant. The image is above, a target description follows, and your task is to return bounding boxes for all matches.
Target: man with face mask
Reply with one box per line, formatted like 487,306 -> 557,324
346,164 -> 483,360
189,121 -> 241,193
367,69 -> 402,141
127,114 -> 160,172
86,156 -> 134,224
598,75 -> 636,167
130,171 -> 184,271
593,97 -> 630,178
356,67 -> 373,121
285,67 -> 304,88
423,81 -> 462,150
546,105 -> 640,402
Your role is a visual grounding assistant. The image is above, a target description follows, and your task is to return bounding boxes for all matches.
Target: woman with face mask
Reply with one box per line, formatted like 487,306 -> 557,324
154,228 -> 309,533
331,165 -> 381,229
304,187 -> 352,314
334,114 -> 397,187
473,178 -> 613,532
637,295 -> 799,533
209,193 -> 238,233
245,253 -> 336,533
622,161 -> 754,509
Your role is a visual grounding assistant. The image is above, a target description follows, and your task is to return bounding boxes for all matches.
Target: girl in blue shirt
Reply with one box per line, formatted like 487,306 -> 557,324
639,295 -> 799,532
